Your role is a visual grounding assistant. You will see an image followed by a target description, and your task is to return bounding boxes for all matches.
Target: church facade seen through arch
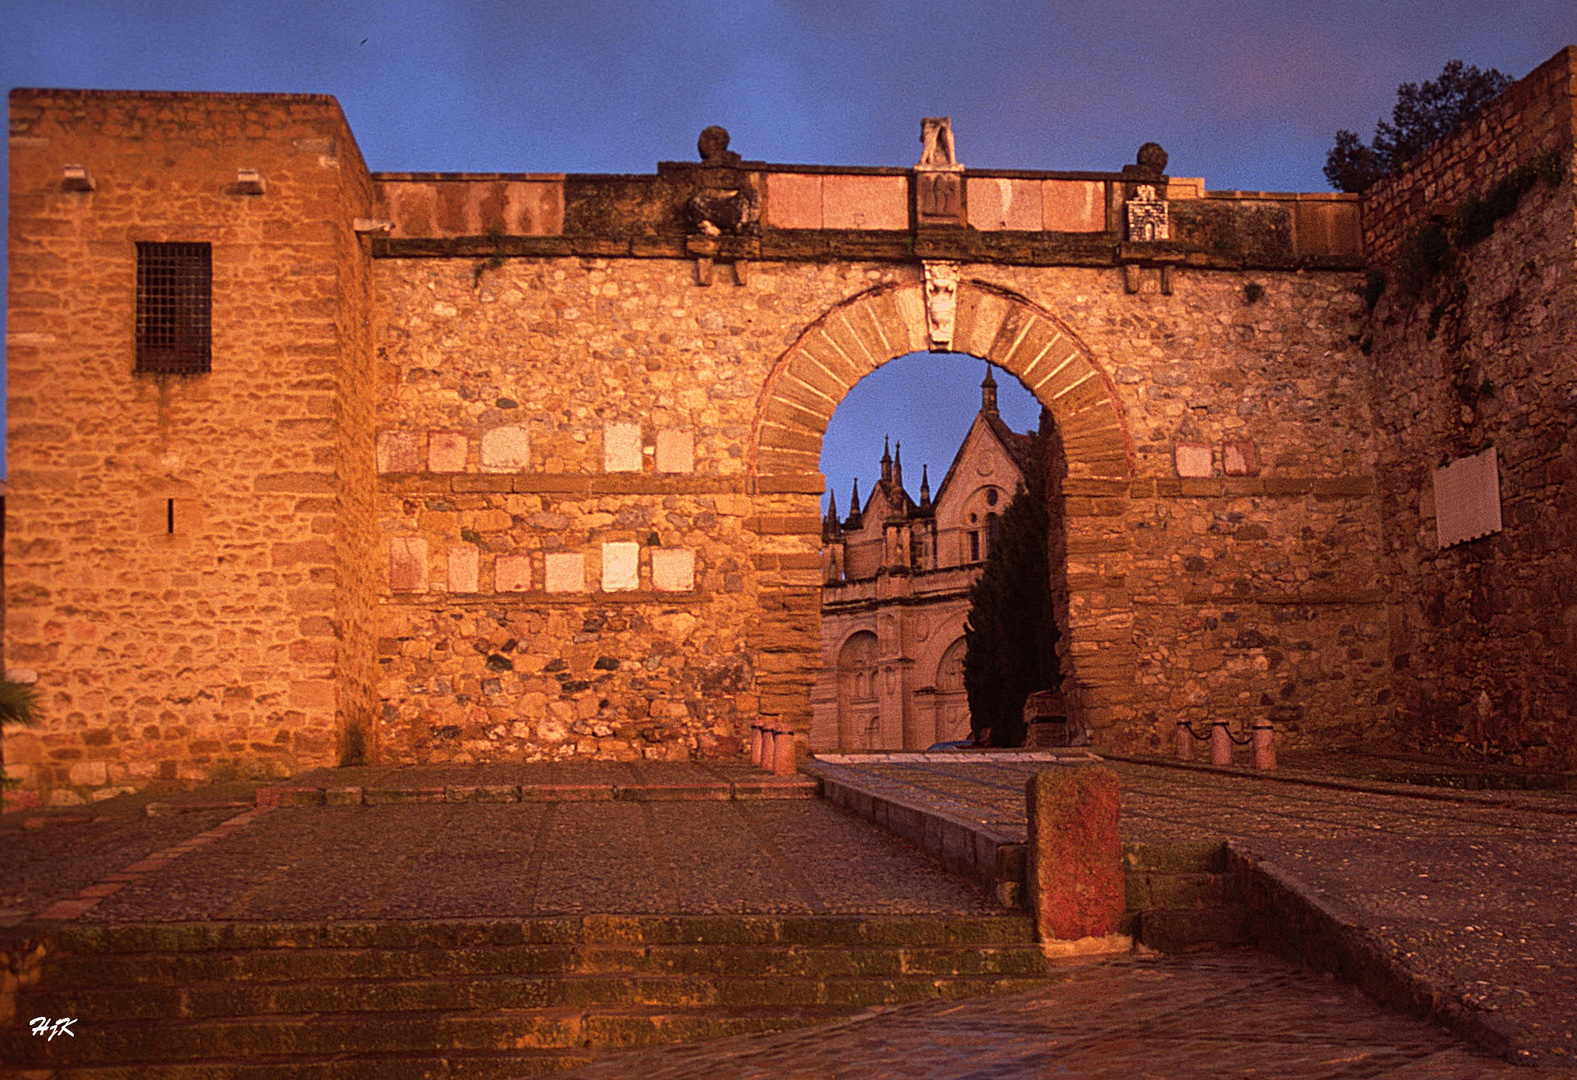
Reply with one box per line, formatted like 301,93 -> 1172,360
812,368 -> 1041,751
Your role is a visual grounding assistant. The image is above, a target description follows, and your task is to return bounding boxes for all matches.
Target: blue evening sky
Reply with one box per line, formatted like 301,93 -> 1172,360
4,1 -> 1573,491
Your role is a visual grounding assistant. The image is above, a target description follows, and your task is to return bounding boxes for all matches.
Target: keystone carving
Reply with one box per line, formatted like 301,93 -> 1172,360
685,125 -> 758,236
923,263 -> 959,351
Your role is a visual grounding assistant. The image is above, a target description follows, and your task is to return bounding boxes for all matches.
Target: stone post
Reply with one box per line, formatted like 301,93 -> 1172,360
1210,720 -> 1233,766
1174,719 -> 1194,761
771,726 -> 797,776
748,724 -> 764,768
1024,766 -> 1127,952
1251,718 -> 1276,770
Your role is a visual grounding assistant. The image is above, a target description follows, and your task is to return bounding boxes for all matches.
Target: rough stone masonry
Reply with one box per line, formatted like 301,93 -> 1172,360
4,46 -> 1574,803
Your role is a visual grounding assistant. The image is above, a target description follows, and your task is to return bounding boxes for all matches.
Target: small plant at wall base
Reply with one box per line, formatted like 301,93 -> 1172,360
1242,282 -> 1265,305
963,429 -> 1060,748
0,680 -> 42,790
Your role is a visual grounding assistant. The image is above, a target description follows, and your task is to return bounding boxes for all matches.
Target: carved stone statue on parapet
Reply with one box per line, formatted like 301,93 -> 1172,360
916,117 -> 965,225
697,125 -> 742,167
685,125 -> 758,235
919,117 -> 958,167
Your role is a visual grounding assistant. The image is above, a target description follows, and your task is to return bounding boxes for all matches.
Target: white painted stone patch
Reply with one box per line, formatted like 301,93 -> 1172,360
545,552 -> 585,593
651,548 -> 695,592
480,426 -> 530,472
603,422 -> 643,472
601,541 -> 640,591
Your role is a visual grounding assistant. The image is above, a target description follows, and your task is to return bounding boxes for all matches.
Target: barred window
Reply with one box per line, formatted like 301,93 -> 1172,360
135,242 -> 211,374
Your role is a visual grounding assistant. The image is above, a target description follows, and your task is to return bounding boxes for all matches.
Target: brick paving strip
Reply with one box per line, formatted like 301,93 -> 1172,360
27,807 -> 272,922
541,951 -> 1532,1080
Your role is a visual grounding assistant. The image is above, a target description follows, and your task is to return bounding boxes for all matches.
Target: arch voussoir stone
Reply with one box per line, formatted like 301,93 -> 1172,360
749,275 -> 1135,755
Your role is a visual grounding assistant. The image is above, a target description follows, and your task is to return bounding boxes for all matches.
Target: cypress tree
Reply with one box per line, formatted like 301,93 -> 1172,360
962,431 -> 1059,746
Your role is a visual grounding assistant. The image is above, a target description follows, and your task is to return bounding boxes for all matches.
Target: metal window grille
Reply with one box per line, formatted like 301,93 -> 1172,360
135,242 -> 211,374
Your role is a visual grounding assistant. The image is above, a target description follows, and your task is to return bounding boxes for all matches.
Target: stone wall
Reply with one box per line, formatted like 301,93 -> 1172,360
1361,59 -> 1577,767
1363,47 -> 1576,259
373,255 -> 1380,761
5,85 -> 1405,797
3,90 -> 373,804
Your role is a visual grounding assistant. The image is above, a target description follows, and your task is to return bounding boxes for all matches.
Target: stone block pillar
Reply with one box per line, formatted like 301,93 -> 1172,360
1025,766 -> 1126,950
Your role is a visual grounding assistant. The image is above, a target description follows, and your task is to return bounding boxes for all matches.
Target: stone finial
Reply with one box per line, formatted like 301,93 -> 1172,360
1126,185 -> 1170,242
923,262 -> 960,350
918,117 -> 958,168
919,464 -> 932,508
697,125 -> 741,166
892,441 -> 904,491
1135,142 -> 1169,176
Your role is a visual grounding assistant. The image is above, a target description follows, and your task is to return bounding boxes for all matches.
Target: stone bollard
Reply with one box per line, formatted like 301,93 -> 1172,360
1210,720 -> 1232,766
771,726 -> 797,777
1174,719 -> 1195,761
1251,717 -> 1276,770
1025,766 -> 1126,953
748,724 -> 763,768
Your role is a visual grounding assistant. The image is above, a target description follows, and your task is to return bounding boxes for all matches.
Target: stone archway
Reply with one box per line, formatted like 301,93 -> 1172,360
747,274 -> 1136,753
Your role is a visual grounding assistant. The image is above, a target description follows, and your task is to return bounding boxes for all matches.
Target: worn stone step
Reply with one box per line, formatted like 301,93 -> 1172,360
47,914 -> 1037,954
1122,840 -> 1229,874
26,971 -> 1053,1021
1125,870 -> 1231,911
1131,904 -> 1251,953
1,1048 -> 593,1080
0,1005 -> 881,1065
42,940 -> 1054,987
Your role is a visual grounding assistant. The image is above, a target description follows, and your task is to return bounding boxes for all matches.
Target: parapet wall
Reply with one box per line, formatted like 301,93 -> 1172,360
1363,47 -> 1577,259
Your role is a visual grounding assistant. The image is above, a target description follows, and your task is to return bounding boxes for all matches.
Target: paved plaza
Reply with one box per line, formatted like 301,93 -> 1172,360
3,753 -> 1574,1077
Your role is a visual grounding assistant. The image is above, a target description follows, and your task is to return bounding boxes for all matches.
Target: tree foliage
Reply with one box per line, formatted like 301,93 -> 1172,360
1325,60 -> 1513,193
962,432 -> 1060,747
0,679 -> 41,790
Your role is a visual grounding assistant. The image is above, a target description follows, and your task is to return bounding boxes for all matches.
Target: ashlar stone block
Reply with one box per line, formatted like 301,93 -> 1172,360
655,428 -> 694,473
428,432 -> 468,472
495,553 -> 532,593
601,541 -> 639,592
967,177 -> 1042,231
1174,443 -> 1214,478
389,538 -> 429,592
1043,180 -> 1106,233
1222,440 -> 1260,477
545,552 -> 585,593
604,422 -> 643,472
822,174 -> 909,231
764,173 -> 823,229
448,545 -> 479,593
377,431 -> 420,473
651,548 -> 696,592
480,426 -> 530,472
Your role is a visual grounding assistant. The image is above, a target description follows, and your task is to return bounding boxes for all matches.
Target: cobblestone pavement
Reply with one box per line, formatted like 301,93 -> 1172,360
543,950 -> 1541,1079
812,754 -> 1577,1068
38,801 -> 1003,922
6,755 -> 1576,1073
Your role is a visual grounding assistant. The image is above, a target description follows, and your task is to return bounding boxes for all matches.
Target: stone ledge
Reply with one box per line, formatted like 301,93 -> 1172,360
1230,841 -> 1533,1065
252,777 -> 820,806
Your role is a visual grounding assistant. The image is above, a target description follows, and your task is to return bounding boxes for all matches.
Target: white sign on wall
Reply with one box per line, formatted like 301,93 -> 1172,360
1433,446 -> 1502,548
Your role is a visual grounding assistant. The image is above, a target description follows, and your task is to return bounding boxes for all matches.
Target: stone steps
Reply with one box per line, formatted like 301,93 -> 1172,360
1,915 -> 1055,1078
1122,841 -> 1249,952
